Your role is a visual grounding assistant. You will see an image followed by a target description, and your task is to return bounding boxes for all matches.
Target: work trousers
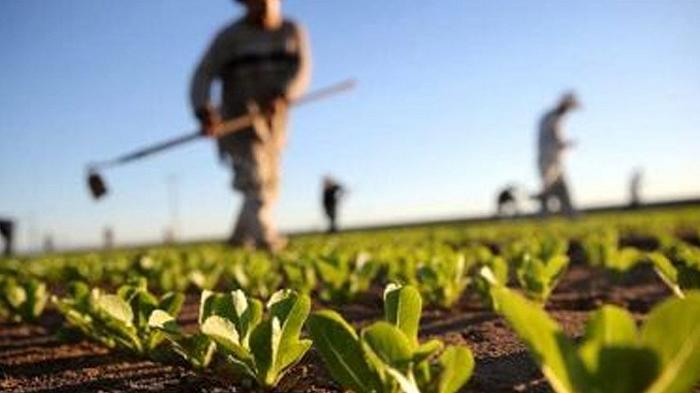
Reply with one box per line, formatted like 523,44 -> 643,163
218,108 -> 287,250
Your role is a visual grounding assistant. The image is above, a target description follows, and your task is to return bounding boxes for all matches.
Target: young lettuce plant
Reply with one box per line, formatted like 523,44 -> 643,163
229,253 -> 283,299
581,231 -> 645,273
315,251 -> 380,303
416,254 -> 470,308
280,259 -> 317,295
472,255 -> 509,309
515,252 -> 569,304
0,275 -> 48,322
649,246 -> 700,298
53,278 -> 184,356
199,289 -> 312,389
482,268 -> 700,393
308,284 -> 474,393
147,310 -> 216,370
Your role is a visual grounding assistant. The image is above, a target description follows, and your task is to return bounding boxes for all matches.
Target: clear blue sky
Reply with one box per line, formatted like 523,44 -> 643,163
1,0 -> 699,251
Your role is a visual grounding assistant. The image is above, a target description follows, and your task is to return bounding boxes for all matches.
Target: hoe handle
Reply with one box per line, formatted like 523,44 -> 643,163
215,78 -> 357,137
94,79 -> 356,169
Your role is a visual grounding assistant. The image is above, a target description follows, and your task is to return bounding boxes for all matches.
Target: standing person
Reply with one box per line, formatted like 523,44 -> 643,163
536,93 -> 579,216
0,219 -> 14,257
496,185 -> 519,217
629,168 -> 643,208
191,0 -> 311,251
322,177 -> 345,233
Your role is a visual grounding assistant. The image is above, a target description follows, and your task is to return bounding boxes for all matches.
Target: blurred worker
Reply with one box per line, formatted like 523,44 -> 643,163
191,0 -> 311,251
629,168 -> 643,208
43,234 -> 54,253
104,227 -> 114,250
496,184 -> 520,217
322,177 -> 345,233
536,92 -> 579,216
0,219 -> 14,257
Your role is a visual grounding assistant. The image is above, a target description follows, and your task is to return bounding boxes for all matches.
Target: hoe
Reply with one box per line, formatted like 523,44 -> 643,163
86,79 -> 356,200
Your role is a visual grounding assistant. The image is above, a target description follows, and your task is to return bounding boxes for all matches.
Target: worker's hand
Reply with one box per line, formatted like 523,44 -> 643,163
271,94 -> 289,113
264,91 -> 289,116
195,105 -> 221,137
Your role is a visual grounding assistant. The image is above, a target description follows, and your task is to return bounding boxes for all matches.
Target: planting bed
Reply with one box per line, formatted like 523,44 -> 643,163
2,207 -> 700,393
0,260 -> 686,392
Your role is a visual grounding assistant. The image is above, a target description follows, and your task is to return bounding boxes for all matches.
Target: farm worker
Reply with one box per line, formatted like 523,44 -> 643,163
629,168 -> 643,208
536,92 -> 579,216
0,218 -> 14,257
322,176 -> 345,233
496,184 -> 519,217
190,0 -> 311,251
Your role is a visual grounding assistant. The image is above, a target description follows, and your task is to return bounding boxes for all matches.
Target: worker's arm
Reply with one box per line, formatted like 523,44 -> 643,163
284,24 -> 312,102
190,30 -> 229,136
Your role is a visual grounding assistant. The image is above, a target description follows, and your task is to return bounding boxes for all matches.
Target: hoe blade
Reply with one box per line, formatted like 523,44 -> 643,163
88,171 -> 108,200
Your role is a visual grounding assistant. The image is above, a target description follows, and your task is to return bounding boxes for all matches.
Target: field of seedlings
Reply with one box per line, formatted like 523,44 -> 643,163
1,207 -> 700,393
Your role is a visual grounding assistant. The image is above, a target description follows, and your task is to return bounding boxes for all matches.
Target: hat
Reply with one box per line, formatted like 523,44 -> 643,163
559,92 -> 580,109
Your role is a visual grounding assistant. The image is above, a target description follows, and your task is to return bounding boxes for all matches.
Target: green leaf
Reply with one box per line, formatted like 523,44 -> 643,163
249,317 -> 276,386
361,322 -> 414,371
308,310 -> 382,393
202,315 -> 240,347
579,306 -> 657,393
587,347 -> 658,393
178,334 -> 216,370
650,253 -> 684,298
159,292 -> 184,316
271,292 -> 312,379
199,289 -> 234,324
25,280 -> 48,320
490,285 -> 588,393
413,339 -> 443,364
642,292 -> 700,393
201,315 -> 253,364
384,284 -> 422,346
385,367 -> 421,393
5,282 -> 27,309
95,294 -> 134,326
436,346 -> 475,393
147,309 -> 181,335
582,306 -> 638,348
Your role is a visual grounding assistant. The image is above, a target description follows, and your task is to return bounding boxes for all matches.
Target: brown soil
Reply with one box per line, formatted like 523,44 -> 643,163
0,263 -> 696,393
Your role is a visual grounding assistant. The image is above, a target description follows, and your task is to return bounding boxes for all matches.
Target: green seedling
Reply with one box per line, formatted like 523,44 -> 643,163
309,284 -> 473,393
484,270 -> 700,393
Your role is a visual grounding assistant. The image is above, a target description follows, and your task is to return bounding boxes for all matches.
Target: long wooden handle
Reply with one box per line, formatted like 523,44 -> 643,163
92,79 -> 356,170
215,79 -> 357,137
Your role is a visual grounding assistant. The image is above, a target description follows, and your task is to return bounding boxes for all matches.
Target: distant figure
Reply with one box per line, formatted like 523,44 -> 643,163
43,235 -> 54,253
190,0 -> 311,251
629,169 -> 643,208
496,185 -> 520,217
104,227 -> 114,250
322,177 -> 345,233
0,219 -> 14,257
536,92 -> 579,216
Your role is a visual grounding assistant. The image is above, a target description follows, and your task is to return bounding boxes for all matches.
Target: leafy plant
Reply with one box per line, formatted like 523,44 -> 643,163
581,231 -> 645,273
515,252 -> 569,304
0,275 -> 48,322
228,252 -> 283,299
308,284 -> 474,393
147,309 -> 216,370
199,289 -> 312,389
650,246 -> 700,298
416,253 -> 470,308
472,255 -> 509,309
484,272 -> 700,393
53,278 -> 184,355
315,251 -> 380,303
280,259 -> 317,295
